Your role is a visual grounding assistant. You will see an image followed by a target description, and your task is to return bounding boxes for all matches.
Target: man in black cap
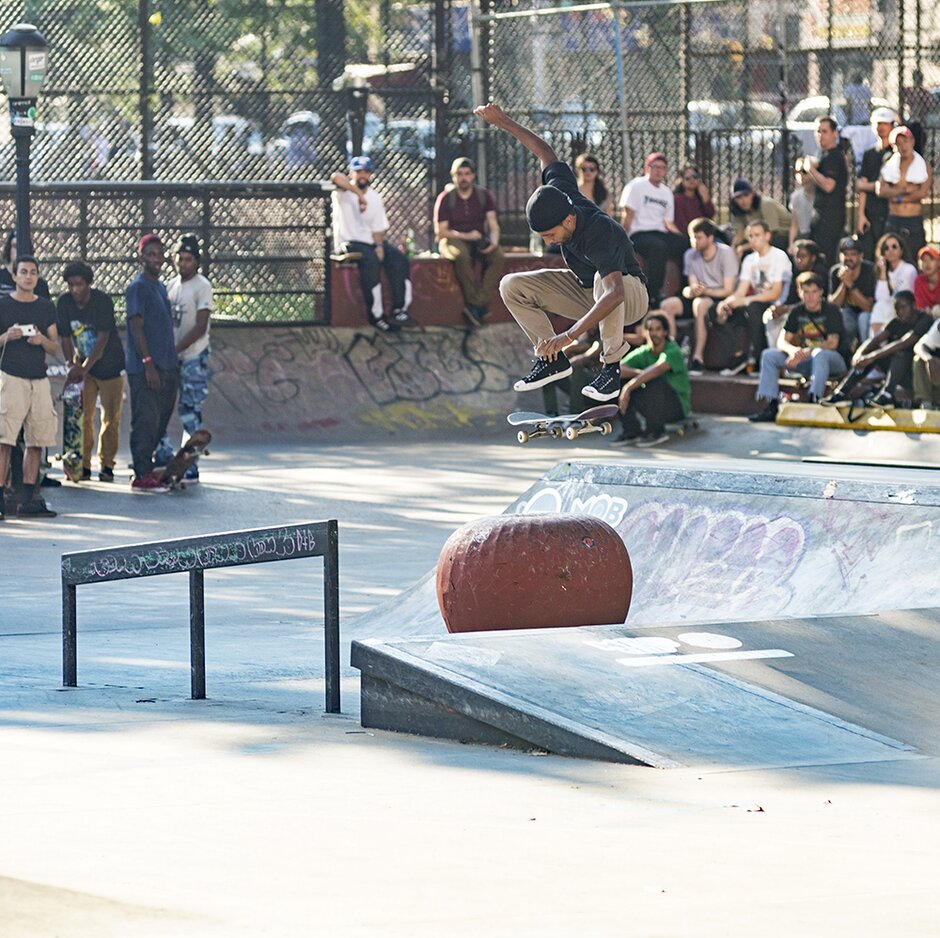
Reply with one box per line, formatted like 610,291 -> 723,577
474,103 -> 647,401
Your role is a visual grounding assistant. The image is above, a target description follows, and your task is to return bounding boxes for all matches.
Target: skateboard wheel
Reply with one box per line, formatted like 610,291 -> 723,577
564,427 -> 579,440
517,430 -> 530,444
551,427 -> 564,439
600,422 -> 612,436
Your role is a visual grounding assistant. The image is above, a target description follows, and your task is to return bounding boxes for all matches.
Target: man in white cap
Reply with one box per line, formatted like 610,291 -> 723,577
331,156 -> 413,332
473,102 -> 648,402
855,106 -> 898,258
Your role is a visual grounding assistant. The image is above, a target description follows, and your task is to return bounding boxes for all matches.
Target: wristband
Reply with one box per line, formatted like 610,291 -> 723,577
142,355 -> 153,364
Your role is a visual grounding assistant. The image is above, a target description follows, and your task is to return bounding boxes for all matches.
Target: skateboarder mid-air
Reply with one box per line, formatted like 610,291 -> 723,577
474,102 -> 649,402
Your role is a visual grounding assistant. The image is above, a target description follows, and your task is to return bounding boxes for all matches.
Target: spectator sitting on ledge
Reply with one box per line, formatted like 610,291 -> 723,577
763,238 -> 828,353
828,235 -> 875,349
729,178 -> 791,258
914,244 -> 940,318
749,271 -> 846,422
434,156 -> 505,328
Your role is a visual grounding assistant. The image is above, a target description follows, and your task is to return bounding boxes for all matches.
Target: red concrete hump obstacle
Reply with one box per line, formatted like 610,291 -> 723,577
436,514 -> 633,634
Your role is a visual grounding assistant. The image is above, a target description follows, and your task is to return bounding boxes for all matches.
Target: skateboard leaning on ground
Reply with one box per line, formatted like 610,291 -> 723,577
157,429 -> 212,490
60,380 -> 84,482
507,405 -> 619,444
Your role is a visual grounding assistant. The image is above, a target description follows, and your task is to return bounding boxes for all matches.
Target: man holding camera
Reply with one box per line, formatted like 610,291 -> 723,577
0,254 -> 60,519
434,157 -> 505,327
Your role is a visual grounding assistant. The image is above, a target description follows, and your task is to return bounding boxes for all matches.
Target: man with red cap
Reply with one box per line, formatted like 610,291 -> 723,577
877,125 -> 932,257
617,151 -> 687,307
125,233 -> 179,493
474,102 -> 647,403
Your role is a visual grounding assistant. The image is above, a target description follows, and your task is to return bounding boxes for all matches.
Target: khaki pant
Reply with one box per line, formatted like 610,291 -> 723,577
82,373 -> 124,470
913,358 -> 940,406
499,268 -> 648,364
438,238 -> 506,307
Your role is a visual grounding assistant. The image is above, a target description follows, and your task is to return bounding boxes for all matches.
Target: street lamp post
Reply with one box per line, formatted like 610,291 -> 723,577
0,23 -> 48,256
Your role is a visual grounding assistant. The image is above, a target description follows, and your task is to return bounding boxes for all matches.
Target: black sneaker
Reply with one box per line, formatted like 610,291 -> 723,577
513,353 -> 573,392
391,309 -> 417,327
462,304 -> 487,327
720,355 -> 751,377
40,474 -> 62,488
99,467 -> 115,482
820,391 -> 851,407
371,316 -> 400,333
635,431 -> 670,448
688,358 -> 705,376
582,362 -> 622,402
612,431 -> 641,446
81,467 -> 92,481
748,400 -> 779,423
872,391 -> 895,408
16,497 -> 57,518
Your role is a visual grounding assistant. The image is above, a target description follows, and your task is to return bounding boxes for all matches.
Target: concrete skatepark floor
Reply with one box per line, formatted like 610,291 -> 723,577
2,416 -> 940,936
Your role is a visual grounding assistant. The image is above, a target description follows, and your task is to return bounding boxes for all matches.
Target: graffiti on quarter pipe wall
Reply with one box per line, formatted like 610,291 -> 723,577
206,324 -> 536,433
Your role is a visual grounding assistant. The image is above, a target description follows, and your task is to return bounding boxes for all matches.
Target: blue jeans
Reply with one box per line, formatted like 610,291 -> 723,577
757,347 -> 847,401
840,307 -> 870,349
155,348 -> 211,466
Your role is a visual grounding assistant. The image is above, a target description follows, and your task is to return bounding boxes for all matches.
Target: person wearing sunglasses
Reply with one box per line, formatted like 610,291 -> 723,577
574,153 -> 612,216
672,164 -> 715,236
870,233 -> 917,339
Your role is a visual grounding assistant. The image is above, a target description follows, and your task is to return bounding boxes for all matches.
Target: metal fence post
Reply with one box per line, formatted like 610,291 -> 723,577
190,568 -> 206,699
324,520 -> 341,713
62,578 -> 77,687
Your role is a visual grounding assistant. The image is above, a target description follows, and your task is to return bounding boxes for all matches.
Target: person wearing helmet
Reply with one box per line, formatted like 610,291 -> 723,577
856,106 -> 898,259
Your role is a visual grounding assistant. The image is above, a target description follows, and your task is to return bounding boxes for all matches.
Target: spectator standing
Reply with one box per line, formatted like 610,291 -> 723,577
788,158 -> 816,252
475,102 -> 648,403
153,235 -> 214,481
870,233 -> 917,338
904,69 -> 933,128
806,117 -> 848,268
331,156 -> 413,333
618,152 -> 687,306
56,262 -> 125,482
750,271 -> 846,421
876,126 -> 932,257
672,164 -> 715,236
715,220 -> 790,371
913,317 -> 940,407
125,234 -> 180,493
434,156 -> 505,327
615,313 -> 691,446
729,179 -> 791,257
914,244 -> 940,317
668,218 -> 738,376
0,255 -> 59,518
823,291 -> 931,407
828,236 -> 875,348
574,153 -> 612,216
843,74 -> 873,125
855,107 -> 898,257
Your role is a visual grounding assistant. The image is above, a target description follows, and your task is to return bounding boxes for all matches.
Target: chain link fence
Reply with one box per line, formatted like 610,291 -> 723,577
0,0 -> 938,317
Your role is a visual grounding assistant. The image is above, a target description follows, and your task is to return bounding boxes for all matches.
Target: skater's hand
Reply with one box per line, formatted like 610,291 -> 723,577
535,332 -> 573,360
144,361 -> 161,391
473,103 -> 508,128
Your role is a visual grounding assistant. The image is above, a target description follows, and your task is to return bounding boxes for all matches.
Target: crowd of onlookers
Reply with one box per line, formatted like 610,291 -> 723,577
0,233 -> 213,520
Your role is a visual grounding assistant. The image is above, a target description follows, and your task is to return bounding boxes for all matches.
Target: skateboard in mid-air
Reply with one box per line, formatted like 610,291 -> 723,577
157,429 -> 212,490
60,380 -> 84,482
507,405 -> 619,444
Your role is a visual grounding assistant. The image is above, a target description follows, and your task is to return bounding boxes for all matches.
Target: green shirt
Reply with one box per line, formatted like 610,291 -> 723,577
732,196 -> 792,239
622,339 -> 691,416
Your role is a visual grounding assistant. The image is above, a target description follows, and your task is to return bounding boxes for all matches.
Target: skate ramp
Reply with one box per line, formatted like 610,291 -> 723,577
356,459 -> 940,637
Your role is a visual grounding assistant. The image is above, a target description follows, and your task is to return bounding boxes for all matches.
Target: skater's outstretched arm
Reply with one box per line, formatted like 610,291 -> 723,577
473,103 -> 558,170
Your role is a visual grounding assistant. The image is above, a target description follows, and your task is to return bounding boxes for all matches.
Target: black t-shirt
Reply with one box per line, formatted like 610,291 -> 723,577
883,310 -> 932,341
784,300 -> 844,351
541,161 -> 646,289
813,148 -> 848,221
0,294 -> 57,378
859,145 -> 892,224
57,289 -> 125,380
0,267 -> 50,298
785,261 -> 831,305
829,260 -> 875,313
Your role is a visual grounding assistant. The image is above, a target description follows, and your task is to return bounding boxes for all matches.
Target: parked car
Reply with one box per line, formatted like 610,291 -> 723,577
367,119 -> 435,166
785,95 -> 892,166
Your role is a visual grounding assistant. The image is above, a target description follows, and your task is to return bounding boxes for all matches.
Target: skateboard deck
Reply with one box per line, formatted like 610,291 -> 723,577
60,380 -> 84,483
507,405 -> 619,443
157,429 -> 212,489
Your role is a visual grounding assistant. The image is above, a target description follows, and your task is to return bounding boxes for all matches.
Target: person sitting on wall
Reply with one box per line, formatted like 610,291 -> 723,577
433,156 -> 505,328
914,244 -> 940,318
828,235 -> 876,350
615,313 -> 691,447
729,178 -> 791,258
749,271 -> 847,422
822,290 -> 932,408
912,315 -> 940,408
763,239 -> 828,353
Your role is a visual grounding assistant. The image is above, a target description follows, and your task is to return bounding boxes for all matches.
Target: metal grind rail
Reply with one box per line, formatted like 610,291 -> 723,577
61,521 -> 341,712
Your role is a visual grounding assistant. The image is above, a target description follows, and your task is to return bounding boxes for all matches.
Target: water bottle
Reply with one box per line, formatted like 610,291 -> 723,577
405,228 -> 415,258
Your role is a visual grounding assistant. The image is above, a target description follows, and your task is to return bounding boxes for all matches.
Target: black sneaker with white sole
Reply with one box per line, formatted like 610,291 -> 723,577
391,308 -> 417,327
512,353 -> 573,392
581,362 -> 622,402
371,316 -> 400,333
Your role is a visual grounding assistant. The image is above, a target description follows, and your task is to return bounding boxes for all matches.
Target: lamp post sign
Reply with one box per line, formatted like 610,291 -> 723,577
0,23 -> 48,255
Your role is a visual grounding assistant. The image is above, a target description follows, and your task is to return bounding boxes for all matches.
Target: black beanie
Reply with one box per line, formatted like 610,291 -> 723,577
177,234 -> 201,259
525,185 -> 574,232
